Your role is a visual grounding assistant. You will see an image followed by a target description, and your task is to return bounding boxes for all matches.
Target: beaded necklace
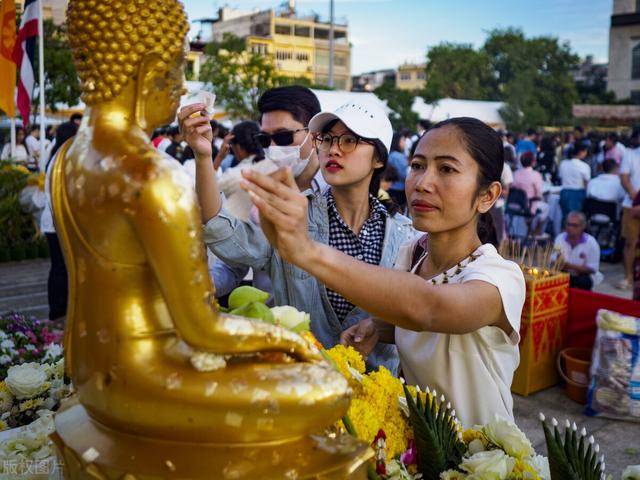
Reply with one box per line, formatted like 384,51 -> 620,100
413,246 -> 483,285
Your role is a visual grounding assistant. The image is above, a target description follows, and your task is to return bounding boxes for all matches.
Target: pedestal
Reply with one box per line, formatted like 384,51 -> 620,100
51,397 -> 372,479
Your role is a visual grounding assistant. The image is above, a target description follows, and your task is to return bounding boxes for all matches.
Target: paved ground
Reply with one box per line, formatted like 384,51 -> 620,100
0,258 -> 638,476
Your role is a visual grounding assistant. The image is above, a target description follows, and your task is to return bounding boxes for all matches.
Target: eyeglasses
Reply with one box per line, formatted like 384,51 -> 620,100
314,133 -> 375,153
254,128 -> 308,148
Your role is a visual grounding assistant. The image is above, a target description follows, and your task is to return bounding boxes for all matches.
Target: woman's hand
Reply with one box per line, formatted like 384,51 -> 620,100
240,167 -> 314,266
178,104 -> 213,159
340,318 -> 379,359
213,132 -> 235,170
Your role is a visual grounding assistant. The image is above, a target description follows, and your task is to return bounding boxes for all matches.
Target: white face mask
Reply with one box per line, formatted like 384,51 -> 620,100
264,133 -> 313,177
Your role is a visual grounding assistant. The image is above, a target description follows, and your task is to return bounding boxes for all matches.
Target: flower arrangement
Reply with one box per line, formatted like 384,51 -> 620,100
0,312 -> 63,379
0,356 -> 68,431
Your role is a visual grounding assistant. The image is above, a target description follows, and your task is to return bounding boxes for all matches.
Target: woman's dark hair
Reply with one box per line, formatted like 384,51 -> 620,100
520,151 -> 535,168
231,121 -> 264,162
47,121 -> 79,170
14,127 -> 26,145
390,132 -> 404,153
258,86 -> 321,126
320,119 -> 399,215
427,117 -> 503,246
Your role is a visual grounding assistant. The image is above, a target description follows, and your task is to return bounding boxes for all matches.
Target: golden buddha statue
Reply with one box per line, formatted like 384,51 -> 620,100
50,1 -> 371,477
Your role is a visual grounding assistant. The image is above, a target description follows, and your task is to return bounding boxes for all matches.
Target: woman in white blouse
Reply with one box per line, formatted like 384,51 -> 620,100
240,117 -> 526,427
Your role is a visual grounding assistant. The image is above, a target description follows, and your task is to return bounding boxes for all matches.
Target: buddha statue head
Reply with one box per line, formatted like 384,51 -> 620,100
67,0 -> 189,130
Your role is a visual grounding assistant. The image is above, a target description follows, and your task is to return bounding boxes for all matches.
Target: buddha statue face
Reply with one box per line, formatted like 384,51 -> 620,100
67,0 -> 189,130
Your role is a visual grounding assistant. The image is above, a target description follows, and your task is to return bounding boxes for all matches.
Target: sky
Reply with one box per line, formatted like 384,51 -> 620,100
183,0 -> 612,74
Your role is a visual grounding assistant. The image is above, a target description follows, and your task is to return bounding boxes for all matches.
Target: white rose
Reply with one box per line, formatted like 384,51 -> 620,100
5,363 -> 48,399
482,415 -> 534,459
270,306 -> 310,333
623,465 -> 640,480
460,450 -> 515,480
528,455 -> 550,479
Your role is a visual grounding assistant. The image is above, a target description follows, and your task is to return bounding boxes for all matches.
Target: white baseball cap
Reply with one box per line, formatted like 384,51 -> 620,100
308,101 -> 393,154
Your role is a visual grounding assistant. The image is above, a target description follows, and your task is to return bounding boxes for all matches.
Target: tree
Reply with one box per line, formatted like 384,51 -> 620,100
32,20 -> 81,112
200,33 -> 290,120
422,43 -> 498,102
483,28 -> 580,130
374,78 -> 418,130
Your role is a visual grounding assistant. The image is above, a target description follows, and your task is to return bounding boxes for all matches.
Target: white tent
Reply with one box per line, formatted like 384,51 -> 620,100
413,97 -> 506,129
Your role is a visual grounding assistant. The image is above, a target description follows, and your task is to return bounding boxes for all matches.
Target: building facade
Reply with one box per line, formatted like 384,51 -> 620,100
16,0 -> 67,25
351,69 -> 395,92
207,5 -> 351,90
608,0 -> 640,101
396,63 -> 426,91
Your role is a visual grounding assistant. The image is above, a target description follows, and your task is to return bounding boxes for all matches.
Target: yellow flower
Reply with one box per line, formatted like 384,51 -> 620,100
463,428 -> 487,445
325,345 -> 365,386
0,381 -> 10,393
512,457 -> 543,479
0,420 -> 7,431
18,397 -> 44,412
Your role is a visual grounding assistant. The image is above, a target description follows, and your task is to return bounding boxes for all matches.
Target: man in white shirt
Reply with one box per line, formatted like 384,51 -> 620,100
586,159 -> 625,205
558,143 -> 591,222
619,129 -> 640,290
554,211 -> 602,291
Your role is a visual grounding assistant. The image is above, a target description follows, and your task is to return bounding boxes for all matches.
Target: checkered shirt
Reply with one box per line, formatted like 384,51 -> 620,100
325,190 -> 388,322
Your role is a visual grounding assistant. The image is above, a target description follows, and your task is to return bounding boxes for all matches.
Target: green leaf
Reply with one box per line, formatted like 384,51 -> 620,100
402,384 -> 464,480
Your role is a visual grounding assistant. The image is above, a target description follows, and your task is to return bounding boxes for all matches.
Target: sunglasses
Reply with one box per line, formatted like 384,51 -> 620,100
314,133 -> 375,153
254,128 -> 308,148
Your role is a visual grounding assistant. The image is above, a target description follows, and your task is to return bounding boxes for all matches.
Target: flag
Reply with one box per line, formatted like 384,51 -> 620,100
12,0 -> 40,125
0,0 -> 16,117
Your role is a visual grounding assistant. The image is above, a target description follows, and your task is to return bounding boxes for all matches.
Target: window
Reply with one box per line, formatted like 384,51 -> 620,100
417,72 -> 426,80
632,43 -> 640,80
296,52 -> 309,62
276,50 -> 293,61
251,43 -> 268,55
631,90 -> 640,104
275,23 -> 291,35
315,50 -> 329,67
294,25 -> 311,37
315,28 -> 329,40
400,73 -> 411,81
334,54 -> 347,67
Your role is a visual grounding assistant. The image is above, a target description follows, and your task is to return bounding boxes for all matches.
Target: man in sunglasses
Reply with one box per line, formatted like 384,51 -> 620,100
179,86 -> 405,373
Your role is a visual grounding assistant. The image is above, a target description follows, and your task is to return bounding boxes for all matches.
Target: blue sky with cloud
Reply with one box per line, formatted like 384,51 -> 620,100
183,0 -> 611,74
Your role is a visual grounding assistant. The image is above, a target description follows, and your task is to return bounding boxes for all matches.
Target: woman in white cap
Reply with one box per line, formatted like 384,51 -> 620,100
241,117 -> 526,427
180,98 -> 414,374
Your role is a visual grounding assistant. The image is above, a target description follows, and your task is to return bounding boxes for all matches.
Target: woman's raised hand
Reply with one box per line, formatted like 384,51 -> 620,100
178,104 -> 213,159
240,167 -> 313,266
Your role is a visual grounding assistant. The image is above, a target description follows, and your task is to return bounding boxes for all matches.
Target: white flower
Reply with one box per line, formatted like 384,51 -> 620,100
0,339 -> 14,350
270,306 -> 310,332
53,358 -> 64,378
440,470 -> 467,480
623,465 -> 640,480
527,455 -> 550,479
25,344 -> 36,352
460,450 -> 515,480
468,438 -> 486,455
482,415 -> 534,459
43,343 -> 63,362
0,355 -> 11,365
5,363 -> 48,399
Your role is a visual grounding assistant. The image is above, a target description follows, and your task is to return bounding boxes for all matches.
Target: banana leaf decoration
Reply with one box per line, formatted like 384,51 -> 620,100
402,383 -> 465,480
540,413 -> 605,480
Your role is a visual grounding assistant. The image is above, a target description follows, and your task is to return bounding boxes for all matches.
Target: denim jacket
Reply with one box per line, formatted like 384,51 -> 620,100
203,180 -> 416,374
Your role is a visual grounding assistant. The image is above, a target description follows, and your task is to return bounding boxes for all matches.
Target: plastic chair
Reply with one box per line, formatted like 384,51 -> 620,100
583,197 -> 621,262
505,187 -> 533,241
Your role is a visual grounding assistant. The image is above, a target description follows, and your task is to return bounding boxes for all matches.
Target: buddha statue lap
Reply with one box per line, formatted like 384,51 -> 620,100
50,1 -> 371,478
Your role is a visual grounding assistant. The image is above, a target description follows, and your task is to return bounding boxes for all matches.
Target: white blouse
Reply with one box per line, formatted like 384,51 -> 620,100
394,241 -> 525,427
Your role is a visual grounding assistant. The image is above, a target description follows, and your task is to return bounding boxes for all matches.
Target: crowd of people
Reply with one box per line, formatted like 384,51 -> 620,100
3,83 -> 640,427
